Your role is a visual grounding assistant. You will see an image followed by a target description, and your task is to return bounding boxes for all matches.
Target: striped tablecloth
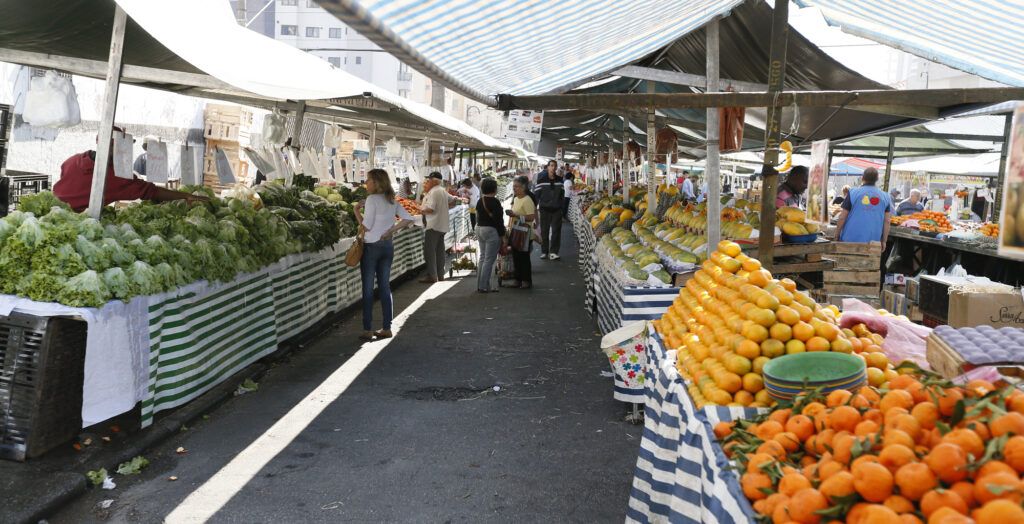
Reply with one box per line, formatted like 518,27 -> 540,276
627,333 -> 763,524
594,255 -> 677,336
568,194 -> 598,315
142,227 -> 425,426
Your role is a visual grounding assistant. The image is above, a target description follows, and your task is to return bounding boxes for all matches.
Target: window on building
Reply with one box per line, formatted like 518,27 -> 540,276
280,24 -> 297,36
355,56 -> 362,65
343,57 -> 348,65
327,57 -> 341,67
306,27 -> 321,38
280,0 -> 297,5
345,28 -> 349,35
329,27 -> 342,38
306,0 -> 318,7
398,89 -> 410,98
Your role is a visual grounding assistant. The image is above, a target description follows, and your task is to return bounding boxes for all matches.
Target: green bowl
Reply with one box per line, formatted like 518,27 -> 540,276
762,352 -> 866,385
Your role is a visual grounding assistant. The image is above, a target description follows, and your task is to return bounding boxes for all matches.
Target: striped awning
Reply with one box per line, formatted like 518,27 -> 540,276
795,0 -> 1024,87
317,0 -> 744,101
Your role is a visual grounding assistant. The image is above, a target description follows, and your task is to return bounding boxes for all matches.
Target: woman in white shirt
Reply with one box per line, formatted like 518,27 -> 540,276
354,169 -> 415,341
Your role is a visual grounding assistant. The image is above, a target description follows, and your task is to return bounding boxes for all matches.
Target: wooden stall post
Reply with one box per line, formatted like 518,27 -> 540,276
883,134 -> 895,191
621,115 -> 629,196
646,82 -> 657,217
291,101 -> 306,145
994,113 -> 1013,222
87,6 -> 128,219
369,122 -> 378,167
706,18 -> 722,249
757,0 -> 790,268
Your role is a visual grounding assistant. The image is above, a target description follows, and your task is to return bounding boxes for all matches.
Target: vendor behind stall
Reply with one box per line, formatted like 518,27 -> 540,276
896,188 -> 925,216
835,167 -> 892,248
54,126 -> 205,212
775,166 -> 808,208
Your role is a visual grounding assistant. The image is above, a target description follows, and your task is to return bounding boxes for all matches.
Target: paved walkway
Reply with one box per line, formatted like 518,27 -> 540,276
51,223 -> 639,523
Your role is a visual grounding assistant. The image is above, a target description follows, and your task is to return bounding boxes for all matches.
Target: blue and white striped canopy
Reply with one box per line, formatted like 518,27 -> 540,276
795,0 -> 1024,87
319,0 -> 744,101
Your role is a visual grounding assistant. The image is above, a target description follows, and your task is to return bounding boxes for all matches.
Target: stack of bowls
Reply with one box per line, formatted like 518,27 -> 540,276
762,353 -> 867,403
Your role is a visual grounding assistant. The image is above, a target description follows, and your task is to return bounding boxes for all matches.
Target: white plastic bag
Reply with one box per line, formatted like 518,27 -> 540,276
385,137 -> 402,159
323,125 -> 345,148
262,110 -> 287,145
23,71 -> 81,128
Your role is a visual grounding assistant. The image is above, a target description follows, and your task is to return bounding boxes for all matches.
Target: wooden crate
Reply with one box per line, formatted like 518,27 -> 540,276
822,241 -> 881,302
203,104 -> 252,144
203,141 -> 249,189
926,333 -> 966,379
744,239 -> 835,289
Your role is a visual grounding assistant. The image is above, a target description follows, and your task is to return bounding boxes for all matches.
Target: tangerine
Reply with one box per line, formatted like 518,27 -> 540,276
893,462 -> 937,501
778,472 -> 812,496
880,444 -> 917,474
819,471 -> 855,503
806,337 -> 831,352
942,428 -> 985,459
769,322 -> 793,342
973,471 -> 1023,505
975,499 -> 1024,524
1003,435 -> 1024,473
853,461 -> 894,503
786,339 -> 806,354
829,405 -> 862,433
919,489 -> 968,518
741,471 -> 774,501
925,443 -> 968,484
787,488 -> 828,524
989,412 -> 1024,438
785,415 -> 816,442
792,321 -> 815,342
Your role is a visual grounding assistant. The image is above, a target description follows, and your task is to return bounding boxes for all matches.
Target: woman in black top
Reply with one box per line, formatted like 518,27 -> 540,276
475,178 -> 506,293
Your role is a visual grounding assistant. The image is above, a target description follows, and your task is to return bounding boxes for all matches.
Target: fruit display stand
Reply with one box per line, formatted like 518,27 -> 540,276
888,227 -> 1024,286
0,226 -> 427,449
626,330 -> 760,523
443,204 -> 472,250
741,239 -> 834,289
593,243 -> 678,336
569,193 -> 599,314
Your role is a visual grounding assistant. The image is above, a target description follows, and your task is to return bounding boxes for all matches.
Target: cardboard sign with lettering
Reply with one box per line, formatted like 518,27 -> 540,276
947,290 -> 1024,328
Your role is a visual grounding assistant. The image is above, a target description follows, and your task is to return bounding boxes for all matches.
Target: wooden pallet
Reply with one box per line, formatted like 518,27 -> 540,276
822,241 -> 881,302
926,333 -> 967,379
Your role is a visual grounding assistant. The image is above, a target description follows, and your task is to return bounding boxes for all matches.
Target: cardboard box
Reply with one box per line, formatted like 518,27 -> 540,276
906,277 -> 920,303
908,304 -> 924,322
947,289 -> 1024,328
882,289 -> 899,314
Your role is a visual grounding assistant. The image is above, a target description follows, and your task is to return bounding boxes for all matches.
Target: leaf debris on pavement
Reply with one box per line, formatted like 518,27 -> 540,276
116,455 -> 150,475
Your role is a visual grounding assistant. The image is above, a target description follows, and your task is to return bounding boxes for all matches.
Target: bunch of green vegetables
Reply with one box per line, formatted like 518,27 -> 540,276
0,186 -> 350,308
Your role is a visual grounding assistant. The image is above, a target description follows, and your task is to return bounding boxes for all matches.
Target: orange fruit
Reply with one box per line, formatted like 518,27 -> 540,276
737,339 -> 762,359
865,352 -> 890,370
912,402 -> 940,431
990,412 -> 1024,438
745,323 -> 769,343
786,415 -> 815,442
761,339 -> 786,358
858,504 -> 901,524
925,443 -> 969,484
883,494 -> 915,514
883,429 -> 915,449
949,481 -> 975,509
776,306 -> 800,326
819,471 -> 855,503
853,461 -> 894,503
936,388 -> 965,417
829,406 -> 862,433
747,452 -> 774,473
741,471 -> 773,501
769,322 -> 793,342
965,379 -> 996,397
826,389 -> 853,408
806,336 -> 831,352
830,337 -> 853,354
832,432 -> 856,465
787,488 -> 828,524
792,321 -> 815,342
814,322 -> 840,342
920,489 -> 968,518
774,432 -> 802,453
785,339 -> 806,355
779,472 -> 812,496
879,390 -> 915,415
855,420 -> 881,437
973,471 -> 1023,505
927,507 -> 972,524
1003,435 -> 1024,473
942,428 -> 986,459
743,373 -> 765,394
880,444 -> 917,474
714,421 -> 734,439
758,439 -> 787,460
755,420 -> 785,441
975,499 -> 1024,524
894,462 -> 937,501
887,413 -> 922,442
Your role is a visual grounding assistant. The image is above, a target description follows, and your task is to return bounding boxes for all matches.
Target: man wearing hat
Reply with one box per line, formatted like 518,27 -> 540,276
132,135 -> 157,177
53,126 -> 203,212
418,171 -> 466,283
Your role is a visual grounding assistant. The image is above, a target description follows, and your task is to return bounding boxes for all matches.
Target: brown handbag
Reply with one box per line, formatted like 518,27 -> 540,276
345,234 -> 364,267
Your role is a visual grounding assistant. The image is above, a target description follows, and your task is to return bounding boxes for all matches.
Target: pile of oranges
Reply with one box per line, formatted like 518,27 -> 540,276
910,211 -> 953,234
718,374 -> 1024,524
980,223 -> 999,239
653,240 -> 900,408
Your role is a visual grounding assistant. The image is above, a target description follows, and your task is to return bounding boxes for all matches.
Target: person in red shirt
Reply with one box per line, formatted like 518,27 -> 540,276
53,126 -> 203,212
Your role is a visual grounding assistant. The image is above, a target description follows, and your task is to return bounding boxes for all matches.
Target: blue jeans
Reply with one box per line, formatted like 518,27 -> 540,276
360,239 -> 394,331
476,226 -> 500,291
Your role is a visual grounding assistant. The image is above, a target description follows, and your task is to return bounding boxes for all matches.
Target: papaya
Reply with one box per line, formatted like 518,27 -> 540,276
781,222 -> 809,236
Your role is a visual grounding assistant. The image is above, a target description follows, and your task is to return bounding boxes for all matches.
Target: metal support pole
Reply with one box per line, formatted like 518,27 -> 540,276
369,122 -> 378,167
757,0 -> 790,268
994,113 -> 1013,222
621,115 -> 629,196
87,6 -> 128,219
706,18 -> 722,249
646,82 -> 657,217
883,134 -> 895,191
291,100 -> 306,145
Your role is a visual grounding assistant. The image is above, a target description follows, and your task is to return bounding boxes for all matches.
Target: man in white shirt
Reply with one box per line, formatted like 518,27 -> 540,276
460,178 -> 481,228
419,172 -> 464,282
681,173 -> 695,200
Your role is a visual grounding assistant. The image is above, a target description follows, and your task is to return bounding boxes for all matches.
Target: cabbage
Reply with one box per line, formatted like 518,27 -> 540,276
0,218 -> 16,247
127,261 -> 162,296
58,270 -> 111,308
77,218 -> 104,241
76,236 -> 111,270
17,191 -> 70,216
103,238 -> 136,267
15,217 -> 45,248
103,267 -> 132,300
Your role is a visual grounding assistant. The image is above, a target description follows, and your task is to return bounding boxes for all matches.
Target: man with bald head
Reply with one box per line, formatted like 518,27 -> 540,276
835,167 -> 892,249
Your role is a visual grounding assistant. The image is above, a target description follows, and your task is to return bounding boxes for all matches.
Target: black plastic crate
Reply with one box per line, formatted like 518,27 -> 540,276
0,313 -> 88,461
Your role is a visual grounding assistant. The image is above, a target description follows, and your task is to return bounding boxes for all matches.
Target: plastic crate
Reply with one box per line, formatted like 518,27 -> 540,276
0,313 -> 88,461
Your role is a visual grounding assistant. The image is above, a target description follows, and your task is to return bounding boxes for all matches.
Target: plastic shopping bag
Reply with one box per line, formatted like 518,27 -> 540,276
23,71 -> 81,128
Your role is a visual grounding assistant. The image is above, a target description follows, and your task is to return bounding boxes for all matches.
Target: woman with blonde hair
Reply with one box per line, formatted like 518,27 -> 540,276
354,169 -> 415,340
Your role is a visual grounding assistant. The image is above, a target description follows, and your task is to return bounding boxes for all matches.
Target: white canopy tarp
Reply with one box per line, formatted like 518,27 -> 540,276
892,153 -> 1001,176
115,0 -> 513,151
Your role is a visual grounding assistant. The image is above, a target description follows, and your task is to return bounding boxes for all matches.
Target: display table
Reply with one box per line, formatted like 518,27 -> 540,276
0,227 -> 426,429
627,331 -> 760,524
887,227 -> 1024,286
568,194 -> 598,313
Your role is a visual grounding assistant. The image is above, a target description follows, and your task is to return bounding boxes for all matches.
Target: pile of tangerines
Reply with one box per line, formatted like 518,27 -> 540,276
653,240 -> 901,408
717,372 -> 1024,524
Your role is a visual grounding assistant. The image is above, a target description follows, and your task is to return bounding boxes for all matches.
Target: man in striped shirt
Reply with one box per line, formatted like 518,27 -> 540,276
535,160 -> 565,260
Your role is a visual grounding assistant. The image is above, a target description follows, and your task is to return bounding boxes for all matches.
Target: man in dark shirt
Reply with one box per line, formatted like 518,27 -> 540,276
53,126 -> 203,212
534,160 -> 565,260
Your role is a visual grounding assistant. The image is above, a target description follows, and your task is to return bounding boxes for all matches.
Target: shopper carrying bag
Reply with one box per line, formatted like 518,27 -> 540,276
474,177 -> 506,293
353,169 -> 415,341
503,175 -> 537,289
